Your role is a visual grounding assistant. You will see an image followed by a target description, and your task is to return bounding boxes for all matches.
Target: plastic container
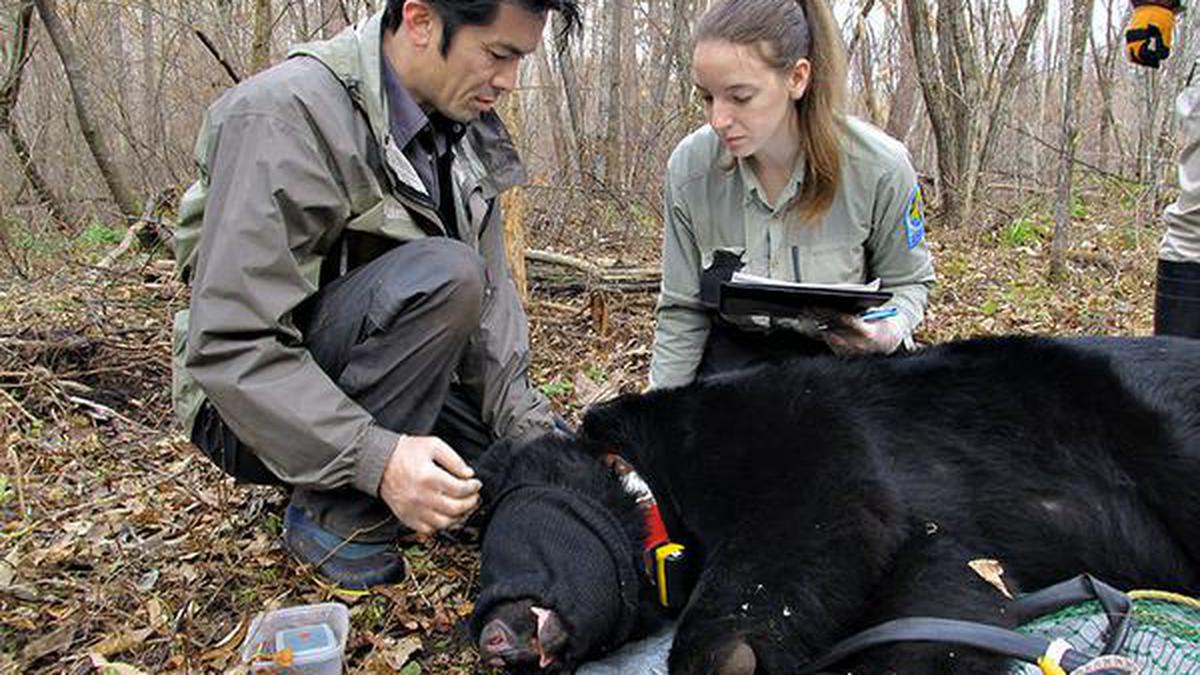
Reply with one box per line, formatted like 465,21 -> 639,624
239,602 -> 349,674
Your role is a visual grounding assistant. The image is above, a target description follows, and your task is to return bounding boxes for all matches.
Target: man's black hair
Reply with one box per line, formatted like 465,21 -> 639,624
383,0 -> 581,56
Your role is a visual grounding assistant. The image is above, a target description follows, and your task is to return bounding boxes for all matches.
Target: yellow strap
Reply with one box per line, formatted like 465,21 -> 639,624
1037,656 -> 1068,675
312,575 -> 372,599
1038,638 -> 1072,675
654,543 -> 685,607
1129,588 -> 1200,609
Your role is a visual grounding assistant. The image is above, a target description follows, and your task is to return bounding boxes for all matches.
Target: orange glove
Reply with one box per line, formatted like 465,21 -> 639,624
1125,2 -> 1179,69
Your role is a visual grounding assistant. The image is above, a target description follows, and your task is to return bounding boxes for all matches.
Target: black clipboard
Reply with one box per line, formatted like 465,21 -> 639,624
719,280 -> 892,317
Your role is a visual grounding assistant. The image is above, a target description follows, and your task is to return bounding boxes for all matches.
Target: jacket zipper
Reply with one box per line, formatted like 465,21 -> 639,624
345,78 -> 447,237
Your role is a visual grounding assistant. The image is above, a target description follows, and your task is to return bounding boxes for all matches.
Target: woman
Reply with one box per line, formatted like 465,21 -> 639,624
649,0 -> 935,389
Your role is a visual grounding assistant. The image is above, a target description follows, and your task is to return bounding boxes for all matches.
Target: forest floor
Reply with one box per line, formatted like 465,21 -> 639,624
0,174 -> 1167,673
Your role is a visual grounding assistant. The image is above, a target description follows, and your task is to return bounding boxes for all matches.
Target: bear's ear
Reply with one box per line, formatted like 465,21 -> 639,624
474,436 -> 521,504
578,391 -> 656,463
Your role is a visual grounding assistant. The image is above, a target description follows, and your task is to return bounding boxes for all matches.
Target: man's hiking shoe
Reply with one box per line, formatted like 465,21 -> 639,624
282,504 -> 405,589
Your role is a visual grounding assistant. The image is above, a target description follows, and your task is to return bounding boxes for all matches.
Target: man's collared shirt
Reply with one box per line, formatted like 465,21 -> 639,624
380,50 -> 467,235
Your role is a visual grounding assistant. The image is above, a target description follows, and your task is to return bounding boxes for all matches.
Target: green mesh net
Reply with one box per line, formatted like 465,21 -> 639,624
1008,593 -> 1200,674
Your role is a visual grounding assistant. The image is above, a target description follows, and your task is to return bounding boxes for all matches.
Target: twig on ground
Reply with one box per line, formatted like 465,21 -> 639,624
66,394 -> 147,430
532,299 -> 583,315
6,445 -> 29,518
0,386 -> 38,426
406,556 -> 435,611
95,220 -> 148,271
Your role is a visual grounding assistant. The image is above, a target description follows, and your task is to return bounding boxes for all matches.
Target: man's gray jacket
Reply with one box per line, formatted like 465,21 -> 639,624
171,12 -> 553,498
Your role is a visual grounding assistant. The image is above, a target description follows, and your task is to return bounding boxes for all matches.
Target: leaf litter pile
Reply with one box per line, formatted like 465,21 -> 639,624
0,182 -> 1163,673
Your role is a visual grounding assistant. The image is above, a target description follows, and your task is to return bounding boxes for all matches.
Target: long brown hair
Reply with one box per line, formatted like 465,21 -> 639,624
695,0 -> 846,221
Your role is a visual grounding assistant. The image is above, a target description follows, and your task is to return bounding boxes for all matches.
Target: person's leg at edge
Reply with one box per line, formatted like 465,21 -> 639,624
1156,70 -> 1200,339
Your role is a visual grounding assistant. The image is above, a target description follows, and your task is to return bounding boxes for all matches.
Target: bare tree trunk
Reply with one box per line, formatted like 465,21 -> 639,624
620,0 -> 641,186
971,0 -> 1046,200
904,0 -> 964,226
107,4 -> 133,158
252,0 -> 273,73
501,89 -> 528,302
602,0 -> 624,187
535,45 -> 573,177
140,0 -> 161,153
941,0 -> 981,219
652,0 -> 685,112
905,0 -> 1044,227
677,0 -> 701,111
553,13 -> 586,182
34,0 -> 140,220
884,1 -> 919,142
857,18 -> 883,126
1031,14 -> 1054,179
1089,0 -> 1122,172
1050,0 -> 1095,281
1,0 -> 68,227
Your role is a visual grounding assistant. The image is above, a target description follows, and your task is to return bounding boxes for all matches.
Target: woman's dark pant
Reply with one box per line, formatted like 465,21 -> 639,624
696,321 -> 833,379
697,320 -> 911,380
191,238 -> 493,541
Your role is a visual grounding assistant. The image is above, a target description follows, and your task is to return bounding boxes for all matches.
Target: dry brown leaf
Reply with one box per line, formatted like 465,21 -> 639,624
30,537 -> 75,567
89,628 -> 153,658
382,635 -> 423,669
135,569 -> 160,593
0,651 -> 20,675
145,598 -> 166,630
22,626 -> 77,662
0,555 -> 14,589
88,652 -> 151,675
967,558 -> 1013,599
197,645 -> 236,669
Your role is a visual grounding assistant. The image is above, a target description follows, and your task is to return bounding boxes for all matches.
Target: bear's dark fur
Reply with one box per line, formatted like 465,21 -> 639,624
575,335 -> 1200,674
470,431 -> 667,672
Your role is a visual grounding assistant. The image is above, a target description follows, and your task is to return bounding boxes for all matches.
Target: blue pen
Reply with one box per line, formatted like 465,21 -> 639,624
859,306 -> 898,322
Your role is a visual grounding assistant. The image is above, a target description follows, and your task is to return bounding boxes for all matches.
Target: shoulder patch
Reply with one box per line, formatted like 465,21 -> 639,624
904,186 -> 926,249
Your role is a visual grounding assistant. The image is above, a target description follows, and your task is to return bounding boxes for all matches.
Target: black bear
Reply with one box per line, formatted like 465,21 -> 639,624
470,430 -> 667,672
474,335 -> 1200,674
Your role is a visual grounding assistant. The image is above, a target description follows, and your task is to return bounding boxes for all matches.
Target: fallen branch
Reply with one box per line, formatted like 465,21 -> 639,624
96,220 -> 146,271
66,394 -> 146,430
526,249 -> 660,293
96,194 -> 160,271
531,278 -> 661,293
526,248 -> 659,281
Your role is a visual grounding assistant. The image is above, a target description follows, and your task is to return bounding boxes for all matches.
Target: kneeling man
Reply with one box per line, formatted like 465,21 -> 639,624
172,0 -> 579,588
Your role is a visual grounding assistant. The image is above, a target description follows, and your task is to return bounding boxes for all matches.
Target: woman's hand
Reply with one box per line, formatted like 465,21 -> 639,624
821,316 -> 904,356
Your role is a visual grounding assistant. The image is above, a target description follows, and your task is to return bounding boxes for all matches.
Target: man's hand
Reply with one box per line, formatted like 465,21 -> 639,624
1126,2 -> 1178,69
821,316 -> 904,356
379,435 -> 482,535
